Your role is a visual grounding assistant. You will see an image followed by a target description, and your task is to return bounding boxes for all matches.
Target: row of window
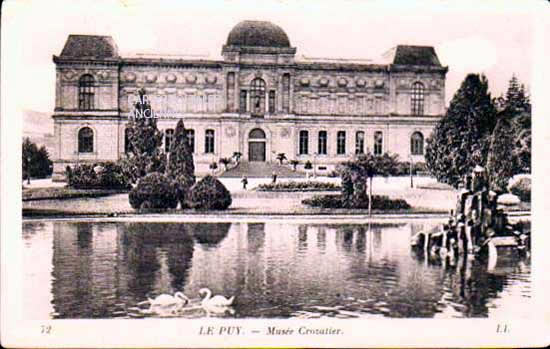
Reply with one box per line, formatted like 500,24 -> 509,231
76,74 -> 426,115
298,130 -> 424,156
77,126 -> 424,156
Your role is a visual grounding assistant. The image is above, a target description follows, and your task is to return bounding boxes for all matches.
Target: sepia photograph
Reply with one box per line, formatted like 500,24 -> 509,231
2,0 -> 549,347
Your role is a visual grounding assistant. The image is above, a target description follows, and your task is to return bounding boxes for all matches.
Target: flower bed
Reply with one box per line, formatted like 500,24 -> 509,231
302,194 -> 411,210
255,180 -> 340,192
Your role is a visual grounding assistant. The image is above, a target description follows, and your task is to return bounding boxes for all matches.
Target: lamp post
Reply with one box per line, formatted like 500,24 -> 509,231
409,154 -> 414,189
313,152 -> 317,178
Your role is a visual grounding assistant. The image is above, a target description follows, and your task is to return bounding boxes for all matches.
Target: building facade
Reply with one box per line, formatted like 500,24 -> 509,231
51,20 -> 448,180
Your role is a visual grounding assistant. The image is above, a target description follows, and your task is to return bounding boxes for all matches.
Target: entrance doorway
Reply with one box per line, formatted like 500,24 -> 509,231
249,142 -> 266,161
248,128 -> 266,162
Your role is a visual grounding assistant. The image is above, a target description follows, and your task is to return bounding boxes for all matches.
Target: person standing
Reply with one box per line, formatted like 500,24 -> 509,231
241,175 -> 248,190
272,171 -> 277,184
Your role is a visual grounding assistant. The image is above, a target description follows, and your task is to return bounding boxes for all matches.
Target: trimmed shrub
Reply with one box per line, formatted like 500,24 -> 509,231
67,162 -> 131,190
256,181 -> 340,192
129,172 -> 178,210
188,175 -> 232,210
303,194 -> 411,210
509,177 -> 531,202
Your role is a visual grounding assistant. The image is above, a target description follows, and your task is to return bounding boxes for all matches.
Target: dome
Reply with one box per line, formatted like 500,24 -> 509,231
226,20 -> 291,48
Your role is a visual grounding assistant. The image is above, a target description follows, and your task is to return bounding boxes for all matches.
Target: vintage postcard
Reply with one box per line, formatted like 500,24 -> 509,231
2,0 -> 549,347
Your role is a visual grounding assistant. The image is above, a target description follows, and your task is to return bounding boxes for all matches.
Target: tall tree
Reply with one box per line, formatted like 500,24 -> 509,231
504,75 -> 531,113
122,88 -> 166,183
498,76 -> 531,173
166,120 -> 196,207
22,138 -> 53,182
486,114 -> 519,192
425,74 -> 497,187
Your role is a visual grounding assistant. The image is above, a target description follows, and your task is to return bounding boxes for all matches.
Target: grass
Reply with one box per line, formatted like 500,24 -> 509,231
23,187 -> 128,201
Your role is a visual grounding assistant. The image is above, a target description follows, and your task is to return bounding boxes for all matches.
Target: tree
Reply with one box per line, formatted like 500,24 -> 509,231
166,120 -> 196,208
22,138 -> 53,183
425,74 -> 497,188
276,153 -> 287,165
503,75 -> 531,113
122,88 -> 166,183
486,114 -> 519,192
290,159 -> 299,171
341,152 -> 400,214
209,161 -> 218,175
188,175 -> 232,210
219,157 -> 232,171
232,152 -> 242,163
502,76 -> 531,173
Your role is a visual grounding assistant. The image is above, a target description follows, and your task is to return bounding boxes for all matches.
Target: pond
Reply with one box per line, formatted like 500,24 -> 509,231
22,219 -> 531,319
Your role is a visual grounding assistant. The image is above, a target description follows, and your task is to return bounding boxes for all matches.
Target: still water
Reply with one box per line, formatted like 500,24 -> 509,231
22,220 -> 531,319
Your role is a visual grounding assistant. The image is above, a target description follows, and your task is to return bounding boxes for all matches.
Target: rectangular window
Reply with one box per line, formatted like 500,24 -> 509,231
268,90 -> 276,113
337,131 -> 346,155
205,129 -> 215,154
186,129 -> 195,153
374,131 -> 383,155
240,90 -> 248,113
318,131 -> 327,155
355,131 -> 365,155
299,130 -> 309,155
282,73 -> 290,113
226,72 -> 235,112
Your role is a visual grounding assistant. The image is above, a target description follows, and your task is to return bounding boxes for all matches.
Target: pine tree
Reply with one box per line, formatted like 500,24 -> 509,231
122,88 -> 166,182
486,114 -> 519,192
504,75 -> 531,113
166,120 -> 196,207
425,74 -> 497,187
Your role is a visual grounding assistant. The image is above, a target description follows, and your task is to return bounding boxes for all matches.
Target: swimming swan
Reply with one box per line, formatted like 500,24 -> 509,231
139,292 -> 190,312
199,288 -> 234,307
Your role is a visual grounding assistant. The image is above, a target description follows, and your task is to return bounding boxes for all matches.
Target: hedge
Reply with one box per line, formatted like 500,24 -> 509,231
302,194 -> 411,210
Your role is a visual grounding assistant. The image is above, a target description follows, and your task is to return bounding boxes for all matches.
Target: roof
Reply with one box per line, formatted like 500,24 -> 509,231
226,20 -> 291,48
60,35 -> 118,59
390,45 -> 441,66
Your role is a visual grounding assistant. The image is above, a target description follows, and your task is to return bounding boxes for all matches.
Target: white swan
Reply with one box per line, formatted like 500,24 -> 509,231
138,292 -> 190,314
199,288 -> 234,307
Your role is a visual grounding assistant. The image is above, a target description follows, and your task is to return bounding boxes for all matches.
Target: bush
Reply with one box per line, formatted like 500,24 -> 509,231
256,181 -> 340,192
188,175 -> 232,210
302,194 -> 411,210
129,172 -> 178,210
67,162 -> 131,190
509,177 -> 531,202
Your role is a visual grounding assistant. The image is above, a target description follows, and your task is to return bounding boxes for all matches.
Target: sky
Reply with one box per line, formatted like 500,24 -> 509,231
1,0 -> 541,117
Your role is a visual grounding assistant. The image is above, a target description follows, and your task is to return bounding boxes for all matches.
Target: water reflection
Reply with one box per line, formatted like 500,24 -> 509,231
22,220 -> 530,319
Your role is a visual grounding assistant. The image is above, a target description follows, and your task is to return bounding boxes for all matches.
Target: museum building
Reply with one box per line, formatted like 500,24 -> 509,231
51,20 -> 448,180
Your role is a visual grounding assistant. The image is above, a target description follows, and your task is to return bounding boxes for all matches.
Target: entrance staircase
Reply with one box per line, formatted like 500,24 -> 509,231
220,161 -> 303,178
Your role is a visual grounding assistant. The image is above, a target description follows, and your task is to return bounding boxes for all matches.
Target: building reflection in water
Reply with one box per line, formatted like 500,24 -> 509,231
37,220 -> 531,319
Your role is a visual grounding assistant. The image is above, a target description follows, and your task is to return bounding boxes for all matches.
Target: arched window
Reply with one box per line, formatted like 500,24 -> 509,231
299,130 -> 309,155
318,131 -> 327,155
124,128 -> 132,153
250,78 -> 266,115
355,131 -> 365,154
249,128 -> 266,139
337,131 -> 346,155
78,74 -> 95,110
411,82 -> 425,115
411,131 -> 424,155
165,129 -> 174,153
78,127 -> 94,153
205,129 -> 215,154
374,131 -> 383,155
186,129 -> 195,153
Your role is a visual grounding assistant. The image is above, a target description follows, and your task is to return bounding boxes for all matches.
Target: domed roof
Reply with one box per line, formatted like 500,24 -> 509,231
226,20 -> 291,48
